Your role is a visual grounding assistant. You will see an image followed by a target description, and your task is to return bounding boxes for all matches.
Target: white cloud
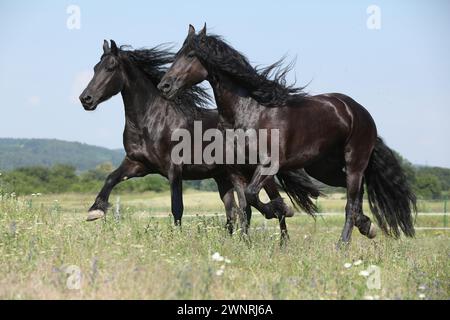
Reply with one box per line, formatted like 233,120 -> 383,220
28,95 -> 41,106
70,70 -> 93,104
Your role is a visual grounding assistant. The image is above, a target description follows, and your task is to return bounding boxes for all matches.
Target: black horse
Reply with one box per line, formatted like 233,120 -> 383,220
159,25 -> 417,246
79,40 -> 319,233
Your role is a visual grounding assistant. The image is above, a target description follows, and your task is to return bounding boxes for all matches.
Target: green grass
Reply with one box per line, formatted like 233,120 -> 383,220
0,192 -> 448,299
16,191 -> 450,215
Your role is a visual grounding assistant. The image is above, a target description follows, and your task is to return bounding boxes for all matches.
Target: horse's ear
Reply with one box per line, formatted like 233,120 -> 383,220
103,40 -> 110,54
199,23 -> 207,37
188,24 -> 196,36
110,40 -> 118,55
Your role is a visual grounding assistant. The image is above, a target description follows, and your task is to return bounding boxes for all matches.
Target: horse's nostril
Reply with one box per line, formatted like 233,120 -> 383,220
159,82 -> 171,92
81,95 -> 93,103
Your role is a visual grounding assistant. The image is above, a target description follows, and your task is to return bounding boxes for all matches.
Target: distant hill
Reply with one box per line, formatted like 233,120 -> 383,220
0,138 -> 124,171
0,137 -> 449,199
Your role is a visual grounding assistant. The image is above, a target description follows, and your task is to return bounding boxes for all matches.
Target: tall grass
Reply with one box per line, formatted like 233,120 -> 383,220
0,192 -> 448,299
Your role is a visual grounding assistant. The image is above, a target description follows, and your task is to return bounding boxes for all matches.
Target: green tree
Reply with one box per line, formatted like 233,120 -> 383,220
415,173 -> 442,199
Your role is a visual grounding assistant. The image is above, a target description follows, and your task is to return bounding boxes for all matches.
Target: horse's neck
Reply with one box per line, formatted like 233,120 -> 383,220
209,73 -> 260,127
120,69 -> 160,130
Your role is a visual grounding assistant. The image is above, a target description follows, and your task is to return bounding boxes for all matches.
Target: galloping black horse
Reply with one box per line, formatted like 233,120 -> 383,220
79,40 -> 319,232
159,25 -> 417,246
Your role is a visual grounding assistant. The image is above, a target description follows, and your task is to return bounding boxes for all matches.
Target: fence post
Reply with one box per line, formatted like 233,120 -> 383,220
444,196 -> 448,228
114,196 -> 121,222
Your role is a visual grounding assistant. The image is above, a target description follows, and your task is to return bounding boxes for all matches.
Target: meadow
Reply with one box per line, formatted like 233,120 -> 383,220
0,190 -> 448,300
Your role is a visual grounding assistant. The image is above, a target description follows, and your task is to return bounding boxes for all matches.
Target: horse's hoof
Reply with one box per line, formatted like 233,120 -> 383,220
280,232 -> 290,247
284,206 -> 295,218
367,223 -> 377,239
86,210 -> 105,221
336,239 -> 351,251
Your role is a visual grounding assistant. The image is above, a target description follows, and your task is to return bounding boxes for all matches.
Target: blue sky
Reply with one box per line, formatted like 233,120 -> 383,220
1,0 -> 449,167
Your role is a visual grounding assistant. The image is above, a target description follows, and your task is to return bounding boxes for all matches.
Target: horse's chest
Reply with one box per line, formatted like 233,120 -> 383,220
124,129 -> 166,164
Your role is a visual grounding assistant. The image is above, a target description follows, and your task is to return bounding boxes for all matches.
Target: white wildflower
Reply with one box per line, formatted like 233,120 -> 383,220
364,295 -> 374,300
344,263 -> 352,269
359,270 -> 370,277
418,285 -> 426,291
215,269 -> 224,276
211,252 -> 225,262
225,258 -> 231,264
419,293 -> 426,299
354,260 -> 363,266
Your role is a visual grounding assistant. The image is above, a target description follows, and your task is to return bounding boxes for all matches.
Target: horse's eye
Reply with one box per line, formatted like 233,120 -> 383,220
106,60 -> 117,71
187,51 -> 195,59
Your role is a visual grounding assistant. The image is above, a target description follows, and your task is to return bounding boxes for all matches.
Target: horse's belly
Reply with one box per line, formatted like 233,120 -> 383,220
181,163 -> 223,180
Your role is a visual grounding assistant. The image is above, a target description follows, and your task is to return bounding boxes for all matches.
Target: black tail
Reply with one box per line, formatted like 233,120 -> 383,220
365,137 -> 417,238
276,170 -> 322,216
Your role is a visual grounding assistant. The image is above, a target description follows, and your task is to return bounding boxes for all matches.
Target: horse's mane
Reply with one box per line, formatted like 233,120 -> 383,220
118,45 -> 212,113
185,34 -> 308,107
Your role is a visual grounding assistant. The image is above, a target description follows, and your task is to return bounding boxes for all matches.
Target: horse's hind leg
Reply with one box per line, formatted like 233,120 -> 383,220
305,157 -> 375,239
338,171 -> 362,247
354,184 -> 377,239
338,148 -> 372,247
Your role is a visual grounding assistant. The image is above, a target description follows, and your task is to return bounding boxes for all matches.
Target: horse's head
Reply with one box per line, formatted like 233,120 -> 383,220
158,24 -> 209,100
79,40 -> 125,110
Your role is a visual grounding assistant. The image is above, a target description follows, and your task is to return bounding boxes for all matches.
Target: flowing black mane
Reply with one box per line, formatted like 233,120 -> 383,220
184,34 -> 308,107
118,45 -> 211,111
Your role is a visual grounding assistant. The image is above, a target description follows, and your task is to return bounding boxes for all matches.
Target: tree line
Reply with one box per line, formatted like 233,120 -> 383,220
0,162 -> 217,196
0,157 -> 449,199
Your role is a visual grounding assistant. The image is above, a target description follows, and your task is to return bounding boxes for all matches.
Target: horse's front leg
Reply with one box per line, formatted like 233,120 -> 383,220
168,164 -> 184,227
247,176 -> 292,220
87,157 -> 148,221
215,177 -> 239,235
229,173 -> 250,236
245,166 -> 290,244
263,177 -> 295,218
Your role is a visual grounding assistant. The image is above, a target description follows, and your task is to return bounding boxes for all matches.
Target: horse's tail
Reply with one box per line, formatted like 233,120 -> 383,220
276,170 -> 322,216
365,137 -> 417,237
